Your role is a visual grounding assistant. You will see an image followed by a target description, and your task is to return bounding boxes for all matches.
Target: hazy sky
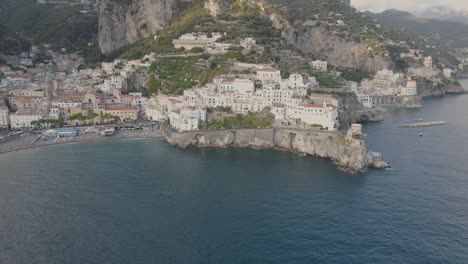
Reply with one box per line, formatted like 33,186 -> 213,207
352,0 -> 468,12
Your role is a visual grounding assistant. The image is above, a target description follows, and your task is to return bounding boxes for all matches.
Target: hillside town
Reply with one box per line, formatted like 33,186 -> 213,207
0,29 -> 465,135
0,46 -> 152,130
145,68 -> 341,131
0,13 -> 468,138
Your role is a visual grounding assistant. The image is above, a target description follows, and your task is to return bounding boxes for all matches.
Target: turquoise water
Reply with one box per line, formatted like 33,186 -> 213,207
0,88 -> 467,263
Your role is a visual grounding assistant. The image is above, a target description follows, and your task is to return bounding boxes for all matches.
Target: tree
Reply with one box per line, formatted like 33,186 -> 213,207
31,119 -> 62,128
145,75 -> 161,97
69,113 -> 98,121
190,47 -> 204,54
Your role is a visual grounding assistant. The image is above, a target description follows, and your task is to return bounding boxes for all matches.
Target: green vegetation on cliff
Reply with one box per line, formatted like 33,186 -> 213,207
149,55 -> 226,95
112,0 -> 211,60
0,0 -> 97,53
208,111 -> 274,129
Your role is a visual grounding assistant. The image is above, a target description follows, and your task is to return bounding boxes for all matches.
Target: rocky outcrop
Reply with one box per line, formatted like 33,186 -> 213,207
204,0 -> 232,16
98,0 -> 179,54
279,26 -> 391,73
126,67 -> 150,90
161,126 -> 389,174
417,78 -> 465,97
297,27 -> 390,72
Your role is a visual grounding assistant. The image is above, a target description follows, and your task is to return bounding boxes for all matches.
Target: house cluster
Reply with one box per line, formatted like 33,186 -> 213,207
146,67 -> 339,132
401,48 -> 458,80
400,49 -> 424,60
349,69 -> 418,108
407,56 -> 437,79
0,46 -> 154,130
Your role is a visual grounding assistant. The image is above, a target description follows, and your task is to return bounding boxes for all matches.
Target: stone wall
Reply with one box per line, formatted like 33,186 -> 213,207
162,126 -> 275,148
161,126 -> 384,174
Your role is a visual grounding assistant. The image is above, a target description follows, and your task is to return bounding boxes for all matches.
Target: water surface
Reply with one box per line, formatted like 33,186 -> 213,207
0,87 -> 467,263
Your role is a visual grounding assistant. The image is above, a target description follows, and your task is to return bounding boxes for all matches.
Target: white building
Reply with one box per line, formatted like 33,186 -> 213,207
361,69 -> 407,96
311,60 -> 328,71
0,106 -> 10,129
145,95 -> 184,122
169,108 -> 207,131
358,94 -> 373,108
275,102 -> 338,131
206,43 -> 233,54
9,112 -> 43,130
256,67 -> 281,86
101,76 -> 125,93
172,32 -> 223,50
400,49 -> 423,60
443,68 -> 453,78
399,78 -> 418,96
424,56 -> 433,68
349,82 -> 373,108
240,37 -> 256,49
48,106 -> 61,120
408,67 -> 435,79
232,79 -> 255,95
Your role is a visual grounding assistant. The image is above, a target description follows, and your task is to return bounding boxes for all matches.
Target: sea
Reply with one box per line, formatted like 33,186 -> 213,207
0,81 -> 467,264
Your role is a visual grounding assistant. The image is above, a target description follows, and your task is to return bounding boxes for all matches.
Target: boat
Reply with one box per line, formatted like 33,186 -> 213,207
419,132 -> 423,137
101,127 -> 115,136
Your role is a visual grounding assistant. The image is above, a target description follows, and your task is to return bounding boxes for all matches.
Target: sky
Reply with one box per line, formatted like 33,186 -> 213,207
352,0 -> 468,13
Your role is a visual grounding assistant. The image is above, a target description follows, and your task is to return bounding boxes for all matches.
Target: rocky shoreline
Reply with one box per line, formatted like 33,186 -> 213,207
418,78 -> 466,97
161,125 -> 389,174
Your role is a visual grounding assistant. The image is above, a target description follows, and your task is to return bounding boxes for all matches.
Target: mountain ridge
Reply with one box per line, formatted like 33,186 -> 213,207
367,9 -> 468,50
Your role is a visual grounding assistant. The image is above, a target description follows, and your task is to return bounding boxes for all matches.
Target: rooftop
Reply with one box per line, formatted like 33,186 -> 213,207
105,107 -> 138,111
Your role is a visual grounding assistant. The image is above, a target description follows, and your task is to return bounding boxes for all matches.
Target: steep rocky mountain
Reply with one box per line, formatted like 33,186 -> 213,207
98,0 -> 183,54
368,9 -> 468,49
99,0 -> 391,72
267,0 -> 390,72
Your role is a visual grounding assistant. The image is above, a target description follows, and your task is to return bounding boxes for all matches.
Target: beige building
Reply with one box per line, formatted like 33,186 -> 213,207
10,96 -> 46,112
10,111 -> 43,130
105,107 -> 139,121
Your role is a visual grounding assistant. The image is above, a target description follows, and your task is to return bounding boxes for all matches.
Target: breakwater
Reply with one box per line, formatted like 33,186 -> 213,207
400,121 -> 447,128
161,125 -> 389,174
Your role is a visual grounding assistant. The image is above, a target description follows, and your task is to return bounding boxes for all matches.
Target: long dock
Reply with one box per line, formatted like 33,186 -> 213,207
399,121 -> 447,128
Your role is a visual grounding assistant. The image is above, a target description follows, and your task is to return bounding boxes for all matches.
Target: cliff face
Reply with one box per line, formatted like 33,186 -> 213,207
268,15 -> 391,73
126,67 -> 150,90
293,27 -> 391,72
162,126 -> 388,174
98,0 -> 179,54
256,1 -> 391,73
98,0 -> 391,73
417,78 -> 465,97
204,0 -> 232,16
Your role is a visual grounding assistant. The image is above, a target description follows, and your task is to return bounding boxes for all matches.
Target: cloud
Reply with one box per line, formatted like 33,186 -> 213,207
352,0 -> 468,12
